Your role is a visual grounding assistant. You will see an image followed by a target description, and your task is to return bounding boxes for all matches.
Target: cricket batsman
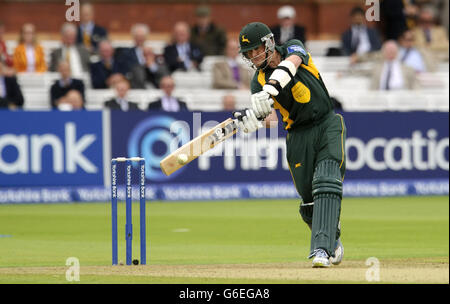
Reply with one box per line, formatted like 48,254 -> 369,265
233,22 -> 346,267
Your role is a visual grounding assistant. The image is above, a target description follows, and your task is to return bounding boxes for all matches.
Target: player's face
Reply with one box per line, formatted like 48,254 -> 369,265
245,44 -> 267,68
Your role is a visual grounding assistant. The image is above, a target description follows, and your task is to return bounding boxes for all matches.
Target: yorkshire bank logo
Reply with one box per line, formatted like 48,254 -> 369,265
0,123 -> 98,174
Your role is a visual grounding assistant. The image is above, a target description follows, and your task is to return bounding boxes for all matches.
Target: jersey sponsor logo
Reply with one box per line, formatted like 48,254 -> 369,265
287,45 -> 307,55
241,35 -> 250,43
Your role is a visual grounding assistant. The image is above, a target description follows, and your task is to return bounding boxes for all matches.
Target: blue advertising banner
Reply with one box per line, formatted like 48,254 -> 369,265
344,112 -> 449,180
111,111 -> 449,183
110,110 -> 292,184
0,110 -> 447,203
0,110 -> 104,186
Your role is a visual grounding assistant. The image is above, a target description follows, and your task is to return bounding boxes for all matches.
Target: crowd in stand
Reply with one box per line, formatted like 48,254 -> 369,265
0,1 -> 448,111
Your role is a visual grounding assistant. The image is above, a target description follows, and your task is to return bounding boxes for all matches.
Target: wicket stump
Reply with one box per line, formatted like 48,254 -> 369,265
111,157 -> 146,265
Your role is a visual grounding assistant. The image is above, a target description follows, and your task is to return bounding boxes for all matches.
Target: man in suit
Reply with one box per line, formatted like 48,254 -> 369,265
413,6 -> 449,61
128,46 -> 169,89
0,61 -> 24,109
212,39 -> 252,90
148,75 -> 188,111
270,5 -> 307,45
118,23 -> 150,76
398,29 -> 435,73
50,23 -> 91,79
50,61 -> 85,110
341,7 -> 382,56
370,40 -> 417,91
77,3 -> 108,54
380,0 -> 408,41
163,22 -> 204,73
104,79 -> 139,111
190,5 -> 227,56
90,40 -> 126,89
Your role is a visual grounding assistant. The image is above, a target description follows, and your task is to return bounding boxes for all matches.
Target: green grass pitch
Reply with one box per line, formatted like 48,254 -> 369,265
0,196 -> 448,283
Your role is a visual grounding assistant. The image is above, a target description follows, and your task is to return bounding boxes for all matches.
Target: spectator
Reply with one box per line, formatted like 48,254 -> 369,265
222,93 -> 236,111
0,22 -> 13,67
107,73 -> 128,89
163,22 -> 203,73
0,61 -> 24,109
370,41 -> 417,90
270,5 -> 307,45
118,23 -> 150,75
380,0 -> 408,40
403,1 -> 420,29
148,75 -> 188,111
212,39 -> 252,90
50,61 -> 85,110
104,79 -> 139,111
413,6 -> 449,61
90,39 -> 126,89
190,5 -> 227,56
128,46 -> 169,89
398,29 -> 435,72
341,7 -> 382,56
13,23 -> 47,73
77,2 -> 108,54
49,23 -> 90,79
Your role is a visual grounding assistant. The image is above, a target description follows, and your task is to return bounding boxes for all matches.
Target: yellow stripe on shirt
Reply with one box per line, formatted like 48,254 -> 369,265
257,70 -> 294,130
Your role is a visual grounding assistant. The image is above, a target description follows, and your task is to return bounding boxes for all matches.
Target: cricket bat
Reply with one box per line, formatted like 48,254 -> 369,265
160,118 -> 238,176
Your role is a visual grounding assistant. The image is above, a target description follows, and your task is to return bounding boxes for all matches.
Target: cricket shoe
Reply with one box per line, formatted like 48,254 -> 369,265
311,249 -> 331,268
330,238 -> 344,265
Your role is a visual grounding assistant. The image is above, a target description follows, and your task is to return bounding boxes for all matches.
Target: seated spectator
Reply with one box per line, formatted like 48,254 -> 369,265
270,5 -> 307,45
370,40 -> 417,90
413,6 -> 449,61
163,22 -> 203,73
104,79 -> 139,111
107,73 -> 128,90
90,40 -> 126,89
13,23 -> 47,73
0,61 -> 24,109
50,61 -> 85,110
128,46 -> 169,89
190,5 -> 227,56
118,23 -> 150,75
342,7 -> 382,56
148,75 -> 188,111
0,21 -> 13,67
77,2 -> 108,54
398,29 -> 435,72
212,39 -> 252,90
49,23 -> 90,79
222,93 -> 236,111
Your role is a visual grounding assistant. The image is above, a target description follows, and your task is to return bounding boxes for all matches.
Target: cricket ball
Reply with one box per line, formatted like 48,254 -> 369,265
177,153 -> 188,165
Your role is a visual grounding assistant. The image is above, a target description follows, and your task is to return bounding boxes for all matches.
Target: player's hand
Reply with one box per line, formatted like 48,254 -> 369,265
233,109 -> 263,133
251,91 -> 273,119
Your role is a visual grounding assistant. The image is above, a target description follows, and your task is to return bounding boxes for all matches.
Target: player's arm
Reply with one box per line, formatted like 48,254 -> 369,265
264,54 -> 302,96
252,40 -> 310,119
251,56 -> 300,119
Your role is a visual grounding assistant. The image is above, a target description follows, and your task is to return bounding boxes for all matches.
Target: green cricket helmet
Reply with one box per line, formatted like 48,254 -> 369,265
239,22 -> 274,53
239,22 -> 275,69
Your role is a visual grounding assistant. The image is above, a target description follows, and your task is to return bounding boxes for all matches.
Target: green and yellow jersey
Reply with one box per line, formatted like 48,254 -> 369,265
250,39 -> 334,131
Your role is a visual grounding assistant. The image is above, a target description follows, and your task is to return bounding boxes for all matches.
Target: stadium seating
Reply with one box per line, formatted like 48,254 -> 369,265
5,39 -> 448,113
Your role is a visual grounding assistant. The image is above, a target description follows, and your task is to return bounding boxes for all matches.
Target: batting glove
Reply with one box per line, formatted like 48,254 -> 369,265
251,91 -> 273,119
233,108 -> 263,133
